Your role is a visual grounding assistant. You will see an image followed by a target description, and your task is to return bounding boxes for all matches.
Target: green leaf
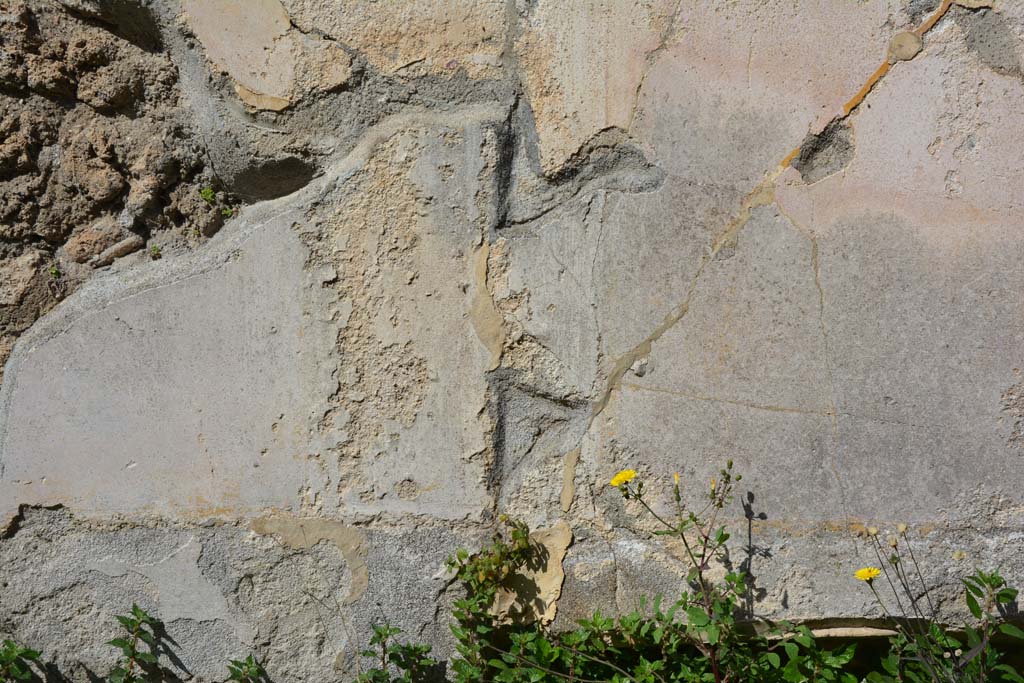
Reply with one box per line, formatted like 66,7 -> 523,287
685,606 -> 710,627
136,652 -> 158,664
782,659 -> 804,683
764,652 -> 781,668
999,623 -> 1024,640
964,581 -> 984,598
965,589 -> 982,619
993,664 -> 1024,683
825,644 -> 856,667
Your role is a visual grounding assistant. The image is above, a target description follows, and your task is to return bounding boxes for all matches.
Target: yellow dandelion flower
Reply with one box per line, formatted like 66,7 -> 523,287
673,472 -> 680,485
855,567 -> 881,582
896,523 -> 908,534
610,469 -> 638,487
710,477 -> 717,492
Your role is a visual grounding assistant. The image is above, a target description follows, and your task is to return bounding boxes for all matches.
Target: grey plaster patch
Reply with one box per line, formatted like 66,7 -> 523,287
89,536 -> 243,629
0,105 -> 509,523
957,8 -> 1023,77
0,206 -> 334,519
906,0 -> 941,25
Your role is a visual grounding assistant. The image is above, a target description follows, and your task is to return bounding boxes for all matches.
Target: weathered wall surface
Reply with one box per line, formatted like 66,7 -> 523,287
2,0 -> 1023,679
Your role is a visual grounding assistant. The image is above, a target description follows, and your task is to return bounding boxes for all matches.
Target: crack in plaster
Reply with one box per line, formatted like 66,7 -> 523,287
769,203 -> 850,526
626,0 -> 685,134
590,0 -> 964,425
619,381 -> 831,417
572,1 -> 983,516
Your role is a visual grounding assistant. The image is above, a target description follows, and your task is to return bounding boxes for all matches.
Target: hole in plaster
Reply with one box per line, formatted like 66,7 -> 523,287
791,119 -> 854,184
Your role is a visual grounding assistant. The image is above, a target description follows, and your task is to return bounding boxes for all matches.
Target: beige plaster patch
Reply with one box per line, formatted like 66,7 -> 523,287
252,513 -> 369,604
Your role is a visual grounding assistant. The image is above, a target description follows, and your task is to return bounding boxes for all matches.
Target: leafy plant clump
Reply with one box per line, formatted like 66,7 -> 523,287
855,525 -> 1024,683
359,464 -> 861,683
356,624 -> 436,683
107,604 -> 166,683
4,606 -> 266,683
0,640 -> 40,682
227,654 -> 269,683
3,465 -> 1021,683
355,464 -> 1023,683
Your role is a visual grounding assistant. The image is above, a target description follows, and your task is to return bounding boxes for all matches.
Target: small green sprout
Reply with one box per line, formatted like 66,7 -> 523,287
149,245 -> 161,260
199,186 -> 216,204
227,654 -> 266,683
107,604 -> 163,683
48,264 -> 61,279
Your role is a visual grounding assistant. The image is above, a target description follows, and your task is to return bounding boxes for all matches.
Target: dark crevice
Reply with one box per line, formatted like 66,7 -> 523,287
226,157 -> 320,202
497,111 -> 666,229
905,0 -> 941,26
791,118 -> 854,184
489,97 -> 519,241
54,0 -> 164,53
0,503 -> 65,539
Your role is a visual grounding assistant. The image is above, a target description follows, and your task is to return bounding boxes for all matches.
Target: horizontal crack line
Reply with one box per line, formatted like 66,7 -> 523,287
619,381 -> 831,416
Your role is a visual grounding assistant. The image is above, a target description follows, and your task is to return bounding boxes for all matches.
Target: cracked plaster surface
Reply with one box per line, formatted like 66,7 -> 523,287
2,0 -> 1024,679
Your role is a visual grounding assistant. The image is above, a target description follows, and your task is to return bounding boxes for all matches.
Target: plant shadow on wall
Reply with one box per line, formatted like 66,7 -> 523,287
0,605 -> 271,683
355,464 -> 1024,683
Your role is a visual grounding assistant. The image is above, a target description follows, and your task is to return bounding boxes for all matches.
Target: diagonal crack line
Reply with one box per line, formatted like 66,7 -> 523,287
782,0 -> 957,167
626,0 -> 686,134
588,0 -> 959,425
588,171 -> 781,423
